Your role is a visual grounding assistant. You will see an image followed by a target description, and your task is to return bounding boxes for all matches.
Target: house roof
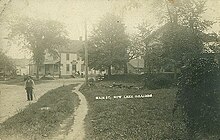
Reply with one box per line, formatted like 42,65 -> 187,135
128,58 -> 144,68
148,23 -> 219,43
43,60 -> 60,64
58,40 -> 83,53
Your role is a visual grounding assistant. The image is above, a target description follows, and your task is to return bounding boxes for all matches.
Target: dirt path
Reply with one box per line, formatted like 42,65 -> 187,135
65,83 -> 88,140
52,83 -> 88,140
0,78 -> 84,123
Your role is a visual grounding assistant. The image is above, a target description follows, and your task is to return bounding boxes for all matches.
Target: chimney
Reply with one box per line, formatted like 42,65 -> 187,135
79,36 -> 82,41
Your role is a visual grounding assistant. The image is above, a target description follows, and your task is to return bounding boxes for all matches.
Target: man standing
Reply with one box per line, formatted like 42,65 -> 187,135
25,76 -> 35,101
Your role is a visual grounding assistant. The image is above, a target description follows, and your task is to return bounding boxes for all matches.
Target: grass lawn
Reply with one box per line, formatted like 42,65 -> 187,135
80,81 -> 188,140
0,84 -> 79,140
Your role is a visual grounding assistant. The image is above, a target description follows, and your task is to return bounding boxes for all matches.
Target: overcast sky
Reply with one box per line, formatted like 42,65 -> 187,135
0,0 -> 220,58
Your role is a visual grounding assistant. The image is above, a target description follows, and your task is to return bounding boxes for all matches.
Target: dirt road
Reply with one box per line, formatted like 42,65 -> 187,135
0,78 -> 84,123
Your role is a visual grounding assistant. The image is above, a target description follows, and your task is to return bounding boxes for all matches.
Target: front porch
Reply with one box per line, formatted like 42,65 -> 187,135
29,61 -> 60,77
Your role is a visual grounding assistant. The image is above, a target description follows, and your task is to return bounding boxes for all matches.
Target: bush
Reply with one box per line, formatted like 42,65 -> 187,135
40,75 -> 55,80
177,57 -> 220,137
144,73 -> 174,89
104,74 -> 143,83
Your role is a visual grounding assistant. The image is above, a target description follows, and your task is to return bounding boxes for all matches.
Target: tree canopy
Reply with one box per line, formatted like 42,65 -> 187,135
8,17 -> 69,78
88,13 -> 130,75
0,51 -> 15,77
134,0 -> 216,74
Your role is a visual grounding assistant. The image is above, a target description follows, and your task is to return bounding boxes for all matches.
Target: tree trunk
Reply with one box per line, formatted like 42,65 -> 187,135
36,64 -> 39,79
59,61 -> 61,78
53,64 -> 54,77
144,59 -> 147,74
4,64 -> 6,81
108,65 -> 112,77
165,0 -> 173,23
45,64 -> 46,76
124,62 -> 128,74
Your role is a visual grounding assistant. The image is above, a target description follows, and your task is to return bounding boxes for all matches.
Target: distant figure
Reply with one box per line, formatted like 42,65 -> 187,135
77,71 -> 80,76
25,76 -> 35,101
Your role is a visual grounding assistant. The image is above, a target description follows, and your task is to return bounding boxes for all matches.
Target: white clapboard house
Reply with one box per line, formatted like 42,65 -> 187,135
29,40 -> 85,77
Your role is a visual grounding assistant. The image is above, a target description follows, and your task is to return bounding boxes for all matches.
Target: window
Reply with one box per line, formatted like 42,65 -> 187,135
39,66 -> 42,72
66,64 -> 70,71
77,56 -> 80,61
81,64 -> 85,72
66,53 -> 70,60
72,65 -> 76,72
45,65 -> 49,71
54,65 -> 58,72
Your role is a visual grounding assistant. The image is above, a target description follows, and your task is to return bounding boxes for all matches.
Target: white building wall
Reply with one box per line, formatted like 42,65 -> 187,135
76,58 -> 84,73
60,53 -> 83,76
16,66 -> 29,75
23,66 -> 29,75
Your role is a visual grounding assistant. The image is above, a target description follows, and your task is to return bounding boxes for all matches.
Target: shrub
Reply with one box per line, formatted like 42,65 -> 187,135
104,74 -> 143,83
177,57 -> 220,137
40,75 -> 55,80
144,73 -> 174,89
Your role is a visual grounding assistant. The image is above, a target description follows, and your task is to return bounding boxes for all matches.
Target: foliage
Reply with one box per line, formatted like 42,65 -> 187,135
144,73 -> 174,89
0,51 -> 16,77
0,0 -> 12,18
127,35 -> 143,60
0,51 -> 14,68
128,22 -> 152,60
40,76 -> 55,80
160,23 -> 203,66
151,0 -> 213,27
144,44 -> 164,73
177,57 -> 220,137
88,13 -> 130,75
176,0 -> 213,31
103,74 -> 144,83
136,0 -> 215,74
8,17 -> 69,78
134,23 -> 171,73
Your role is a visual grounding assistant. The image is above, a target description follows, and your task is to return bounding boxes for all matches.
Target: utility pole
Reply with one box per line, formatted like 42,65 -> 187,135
84,19 -> 89,85
4,62 -> 6,81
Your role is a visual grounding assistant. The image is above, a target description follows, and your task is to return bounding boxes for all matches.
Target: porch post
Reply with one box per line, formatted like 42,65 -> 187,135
45,64 -> 46,76
28,64 -> 30,75
53,64 -> 54,77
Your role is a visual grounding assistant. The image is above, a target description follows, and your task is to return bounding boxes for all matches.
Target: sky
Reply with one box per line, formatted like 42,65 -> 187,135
0,0 -> 220,59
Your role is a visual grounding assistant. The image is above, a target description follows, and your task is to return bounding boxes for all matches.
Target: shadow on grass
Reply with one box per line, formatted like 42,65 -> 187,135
0,84 -> 79,140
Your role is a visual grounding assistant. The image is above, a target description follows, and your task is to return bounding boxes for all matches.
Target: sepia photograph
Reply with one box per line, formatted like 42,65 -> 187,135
0,0 -> 220,139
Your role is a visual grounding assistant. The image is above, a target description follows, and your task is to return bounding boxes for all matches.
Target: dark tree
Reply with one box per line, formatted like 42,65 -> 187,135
88,13 -> 130,76
8,17 -> 69,79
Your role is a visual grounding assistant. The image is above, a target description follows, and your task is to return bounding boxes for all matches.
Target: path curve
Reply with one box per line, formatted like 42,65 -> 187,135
64,83 -> 88,140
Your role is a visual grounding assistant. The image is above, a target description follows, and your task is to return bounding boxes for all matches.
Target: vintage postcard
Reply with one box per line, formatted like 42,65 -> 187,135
0,0 -> 220,139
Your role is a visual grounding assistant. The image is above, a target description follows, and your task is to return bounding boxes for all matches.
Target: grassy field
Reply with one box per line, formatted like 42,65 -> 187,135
0,84 -> 79,140
80,81 -> 188,140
